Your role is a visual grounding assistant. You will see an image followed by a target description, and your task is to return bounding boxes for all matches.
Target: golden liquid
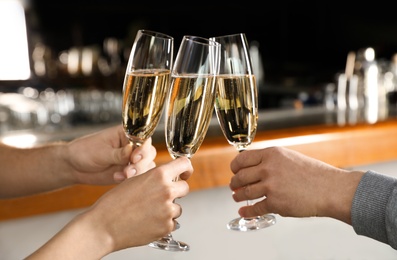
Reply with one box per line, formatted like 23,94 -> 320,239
165,75 -> 216,158
122,69 -> 170,145
215,74 -> 258,150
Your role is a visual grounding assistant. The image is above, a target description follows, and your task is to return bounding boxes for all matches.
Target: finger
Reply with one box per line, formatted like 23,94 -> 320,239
230,149 -> 262,174
131,138 -> 156,163
124,164 -> 138,178
232,182 -> 267,202
173,203 -> 183,219
173,179 -> 190,198
170,204 -> 182,231
130,160 -> 156,177
114,159 -> 144,182
116,144 -> 133,165
163,157 -> 193,180
113,171 -> 126,183
238,199 -> 270,218
229,165 -> 263,191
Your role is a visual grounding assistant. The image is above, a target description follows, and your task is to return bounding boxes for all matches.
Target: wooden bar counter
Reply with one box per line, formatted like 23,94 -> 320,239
2,108 -> 397,221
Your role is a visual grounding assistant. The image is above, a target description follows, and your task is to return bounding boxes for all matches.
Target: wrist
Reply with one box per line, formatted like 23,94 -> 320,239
52,142 -> 77,185
81,210 -> 115,256
27,210 -> 114,259
63,210 -> 115,258
321,170 -> 364,224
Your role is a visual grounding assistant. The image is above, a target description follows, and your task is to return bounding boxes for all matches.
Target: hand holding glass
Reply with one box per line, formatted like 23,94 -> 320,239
211,33 -> 276,231
121,29 -> 177,249
152,36 -> 220,251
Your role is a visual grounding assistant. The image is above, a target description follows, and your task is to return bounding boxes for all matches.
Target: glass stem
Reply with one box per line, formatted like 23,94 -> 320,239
130,140 -> 142,150
237,148 -> 255,216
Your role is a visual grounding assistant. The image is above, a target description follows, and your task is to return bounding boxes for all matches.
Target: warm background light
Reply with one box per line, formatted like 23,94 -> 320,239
0,0 -> 31,80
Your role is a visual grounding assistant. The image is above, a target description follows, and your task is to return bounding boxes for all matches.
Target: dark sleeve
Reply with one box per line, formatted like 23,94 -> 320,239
351,170 -> 397,249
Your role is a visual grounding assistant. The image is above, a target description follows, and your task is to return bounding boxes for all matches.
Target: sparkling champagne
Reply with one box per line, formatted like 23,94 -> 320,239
166,75 -> 216,158
122,69 -> 170,145
215,74 -> 258,150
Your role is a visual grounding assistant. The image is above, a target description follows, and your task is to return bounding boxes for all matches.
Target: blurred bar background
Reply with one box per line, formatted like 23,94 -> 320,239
3,0 -> 397,145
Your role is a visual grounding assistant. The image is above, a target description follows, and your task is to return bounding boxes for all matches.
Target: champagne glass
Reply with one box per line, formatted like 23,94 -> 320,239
122,29 -> 173,148
122,29 -> 176,250
210,33 -> 276,231
150,36 -> 220,251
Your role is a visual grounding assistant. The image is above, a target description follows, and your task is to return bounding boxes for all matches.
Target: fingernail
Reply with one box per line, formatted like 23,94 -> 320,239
126,168 -> 137,178
114,172 -> 126,182
132,154 -> 142,164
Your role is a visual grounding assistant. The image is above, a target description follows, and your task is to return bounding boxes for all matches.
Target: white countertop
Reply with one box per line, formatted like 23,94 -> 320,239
1,160 -> 397,259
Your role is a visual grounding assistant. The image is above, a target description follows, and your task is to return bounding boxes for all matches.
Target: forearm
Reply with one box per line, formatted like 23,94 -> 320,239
0,143 -> 73,198
25,211 -> 113,259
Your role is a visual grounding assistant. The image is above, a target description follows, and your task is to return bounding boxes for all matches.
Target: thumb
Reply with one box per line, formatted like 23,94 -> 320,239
112,144 -> 133,165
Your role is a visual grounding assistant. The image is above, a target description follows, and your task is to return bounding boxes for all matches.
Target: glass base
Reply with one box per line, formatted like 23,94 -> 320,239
227,214 -> 276,231
148,235 -> 189,252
